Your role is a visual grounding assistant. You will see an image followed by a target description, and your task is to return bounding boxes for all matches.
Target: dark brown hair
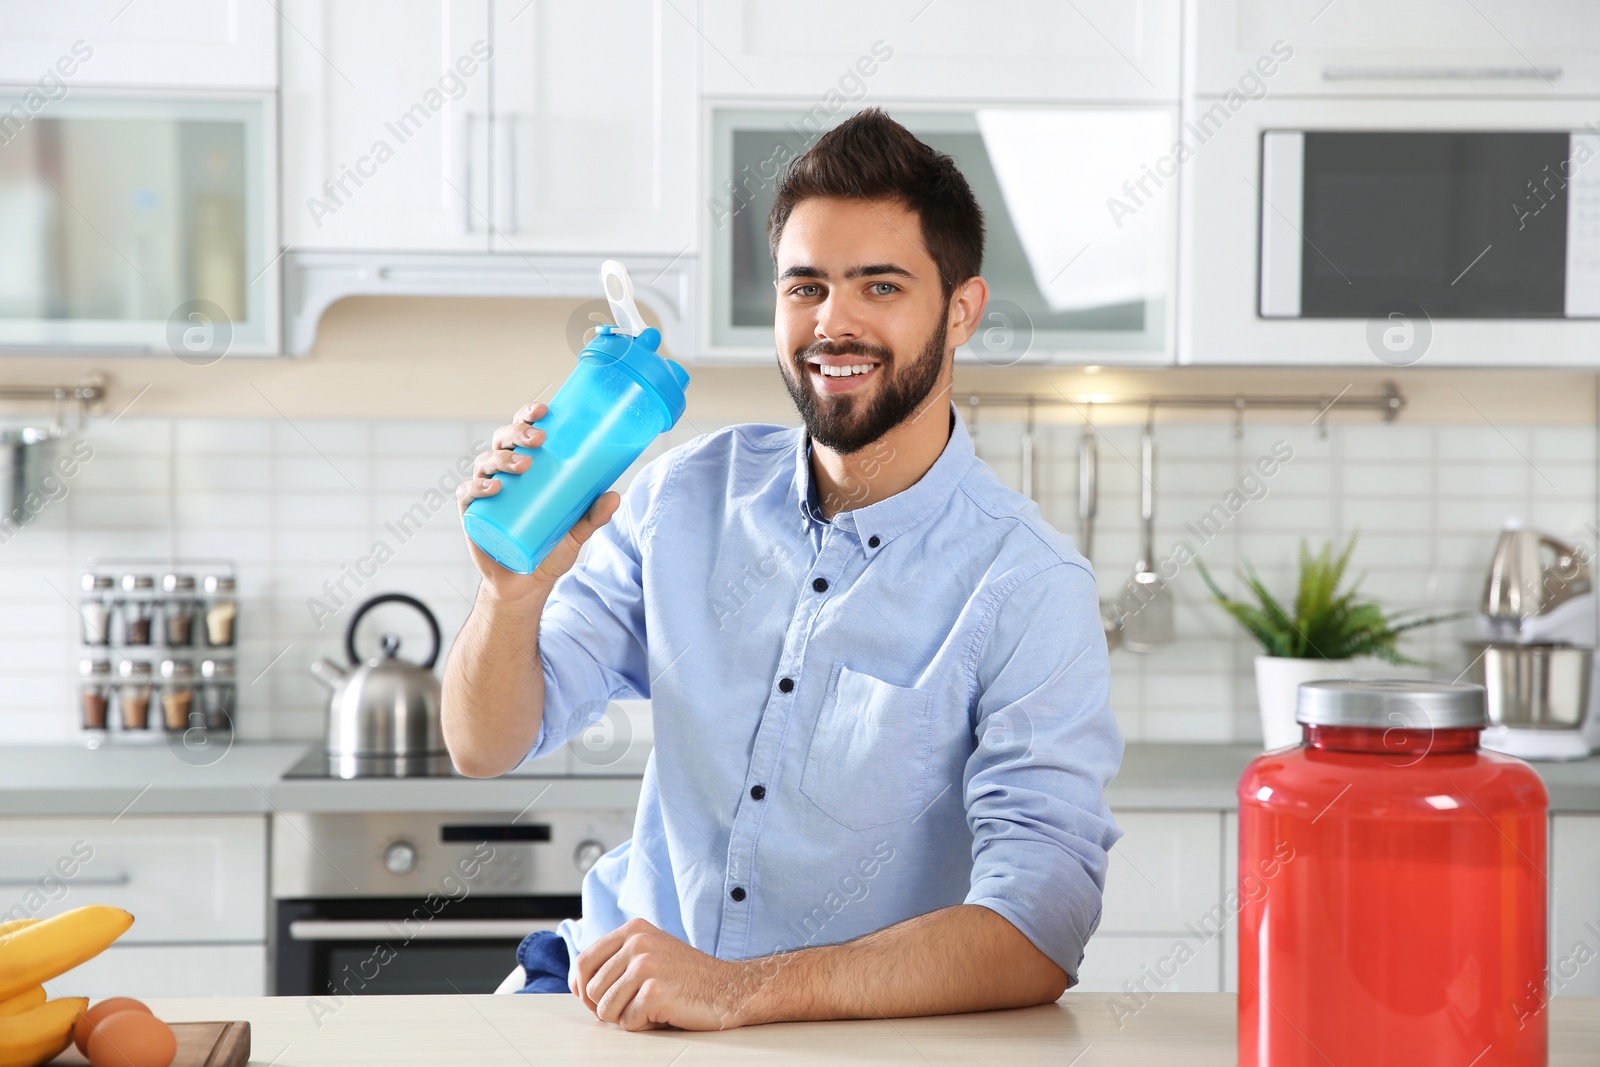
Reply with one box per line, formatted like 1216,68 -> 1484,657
768,108 -> 984,298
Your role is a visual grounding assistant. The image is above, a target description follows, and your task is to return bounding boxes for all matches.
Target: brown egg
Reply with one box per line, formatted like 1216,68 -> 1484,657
73,997 -> 153,1054
87,1009 -> 176,1067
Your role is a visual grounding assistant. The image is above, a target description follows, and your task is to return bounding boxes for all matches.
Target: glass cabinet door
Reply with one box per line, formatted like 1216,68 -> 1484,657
0,95 -> 275,355
709,106 -> 1177,363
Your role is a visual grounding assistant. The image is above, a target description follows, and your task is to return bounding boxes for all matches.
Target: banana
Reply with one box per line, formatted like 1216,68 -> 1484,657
0,989 -> 43,1018
0,920 -> 38,939
0,997 -> 88,1067
0,907 -> 133,1003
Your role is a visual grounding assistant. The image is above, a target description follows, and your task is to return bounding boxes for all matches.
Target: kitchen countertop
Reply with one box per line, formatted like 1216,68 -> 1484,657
0,742 -> 645,817
3,741 -> 1600,817
136,993 -> 1600,1066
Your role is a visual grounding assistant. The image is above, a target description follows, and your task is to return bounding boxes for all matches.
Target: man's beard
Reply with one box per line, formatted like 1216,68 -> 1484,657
779,315 -> 948,456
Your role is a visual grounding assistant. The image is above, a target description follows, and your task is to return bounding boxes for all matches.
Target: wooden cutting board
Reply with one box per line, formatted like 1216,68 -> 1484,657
50,1021 -> 250,1067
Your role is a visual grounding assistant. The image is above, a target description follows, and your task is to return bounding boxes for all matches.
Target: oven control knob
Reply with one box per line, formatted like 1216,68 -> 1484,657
383,841 -> 418,876
574,840 -> 605,873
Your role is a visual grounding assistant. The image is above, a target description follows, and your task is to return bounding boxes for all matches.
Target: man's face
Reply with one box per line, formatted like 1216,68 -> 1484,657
772,197 -> 950,455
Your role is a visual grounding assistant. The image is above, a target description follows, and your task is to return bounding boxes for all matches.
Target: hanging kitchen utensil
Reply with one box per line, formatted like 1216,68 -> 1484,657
1020,397 -> 1035,501
1077,420 -> 1096,563
968,395 -> 981,461
310,593 -> 447,776
1077,416 -> 1122,650
1120,408 -> 1174,652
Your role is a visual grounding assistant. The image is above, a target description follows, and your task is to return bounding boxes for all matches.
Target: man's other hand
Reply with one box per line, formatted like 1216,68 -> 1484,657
573,918 -> 756,1031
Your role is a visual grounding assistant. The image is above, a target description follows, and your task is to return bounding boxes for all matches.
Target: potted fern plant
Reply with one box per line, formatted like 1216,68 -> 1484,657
1199,534 -> 1461,750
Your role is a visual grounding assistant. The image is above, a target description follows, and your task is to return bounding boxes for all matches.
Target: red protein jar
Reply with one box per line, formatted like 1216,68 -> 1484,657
1237,680 -> 1548,1067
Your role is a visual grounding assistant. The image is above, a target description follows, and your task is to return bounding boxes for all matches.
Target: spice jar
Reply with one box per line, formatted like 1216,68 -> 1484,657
159,658 -> 197,732
80,574 -> 113,645
200,658 -> 236,732
203,574 -> 237,647
117,659 -> 153,730
79,657 -> 112,730
1237,680 -> 1548,1067
161,573 -> 198,646
120,574 -> 156,645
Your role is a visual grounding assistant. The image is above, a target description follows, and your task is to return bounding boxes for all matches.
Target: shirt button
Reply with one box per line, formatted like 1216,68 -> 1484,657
750,785 -> 766,800
777,677 -> 794,693
868,536 -> 880,548
812,577 -> 829,593
730,887 -> 747,902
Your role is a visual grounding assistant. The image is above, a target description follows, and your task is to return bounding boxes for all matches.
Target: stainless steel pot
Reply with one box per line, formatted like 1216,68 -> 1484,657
311,594 -> 445,772
1463,642 -> 1591,730
0,428 -> 57,527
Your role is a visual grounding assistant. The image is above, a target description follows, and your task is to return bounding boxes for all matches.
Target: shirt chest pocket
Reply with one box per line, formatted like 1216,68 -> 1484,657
800,665 -> 934,831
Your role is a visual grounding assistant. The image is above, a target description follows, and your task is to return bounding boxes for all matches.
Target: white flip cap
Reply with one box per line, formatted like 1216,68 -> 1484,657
600,259 -> 648,337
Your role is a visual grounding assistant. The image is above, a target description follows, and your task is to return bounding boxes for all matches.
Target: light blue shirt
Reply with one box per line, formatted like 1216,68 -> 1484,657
530,404 -> 1123,982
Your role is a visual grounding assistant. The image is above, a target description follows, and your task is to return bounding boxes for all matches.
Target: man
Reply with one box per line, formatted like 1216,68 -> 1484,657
447,108 -> 1122,1031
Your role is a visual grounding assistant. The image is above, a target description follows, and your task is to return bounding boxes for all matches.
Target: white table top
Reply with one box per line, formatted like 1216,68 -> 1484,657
135,993 -> 1600,1066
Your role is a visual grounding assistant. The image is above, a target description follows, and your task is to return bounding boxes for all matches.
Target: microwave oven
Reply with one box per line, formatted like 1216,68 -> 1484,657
1182,97 -> 1600,365
1260,129 -> 1600,320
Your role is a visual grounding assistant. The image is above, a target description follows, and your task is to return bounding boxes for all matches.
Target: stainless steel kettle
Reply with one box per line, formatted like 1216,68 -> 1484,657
310,593 -> 445,768
1481,522 -> 1591,626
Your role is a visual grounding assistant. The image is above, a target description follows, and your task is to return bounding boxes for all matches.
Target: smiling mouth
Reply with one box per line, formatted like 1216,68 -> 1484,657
810,360 -> 880,379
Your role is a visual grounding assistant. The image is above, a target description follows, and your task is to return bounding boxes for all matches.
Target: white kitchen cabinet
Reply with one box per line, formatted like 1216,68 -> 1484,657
1099,811 -> 1225,934
0,815 -> 267,943
0,92 -> 278,355
707,105 -> 1178,363
490,0 -> 698,256
280,0 -> 493,252
1075,933 -> 1224,994
1551,813 -> 1600,997
699,0 -> 1181,102
283,1 -> 695,258
1194,0 -> 1600,98
0,1 -> 276,90
49,944 -> 267,1000
1077,812 -> 1226,994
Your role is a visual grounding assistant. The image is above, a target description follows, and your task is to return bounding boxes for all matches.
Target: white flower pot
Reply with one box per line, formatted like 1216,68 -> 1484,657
1253,656 -> 1352,750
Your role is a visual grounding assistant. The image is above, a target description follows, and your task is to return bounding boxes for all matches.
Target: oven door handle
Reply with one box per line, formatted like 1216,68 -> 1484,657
287,918 -> 565,942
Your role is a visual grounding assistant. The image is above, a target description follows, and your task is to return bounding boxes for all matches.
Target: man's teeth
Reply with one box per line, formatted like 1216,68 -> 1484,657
818,363 -> 876,378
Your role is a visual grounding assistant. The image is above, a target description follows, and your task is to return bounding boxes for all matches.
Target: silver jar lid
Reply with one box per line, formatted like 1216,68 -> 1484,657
1296,679 -> 1487,729
204,574 -> 236,594
82,573 -> 114,592
118,659 -> 153,682
200,659 -> 235,680
159,658 -> 196,682
79,657 -> 112,678
162,573 -> 197,594
121,573 -> 155,593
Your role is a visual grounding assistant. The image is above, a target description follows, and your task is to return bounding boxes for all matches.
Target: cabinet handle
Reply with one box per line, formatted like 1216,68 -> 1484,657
1322,65 -> 1562,81
0,874 -> 130,887
464,112 -> 477,233
504,113 -> 519,235
288,918 -> 563,941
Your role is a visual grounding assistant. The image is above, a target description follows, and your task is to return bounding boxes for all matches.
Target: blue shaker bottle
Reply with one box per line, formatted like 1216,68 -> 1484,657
462,260 -> 690,574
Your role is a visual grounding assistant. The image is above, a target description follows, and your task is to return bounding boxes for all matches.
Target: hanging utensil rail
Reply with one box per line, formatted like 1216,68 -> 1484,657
0,378 -> 107,434
963,382 -> 1404,437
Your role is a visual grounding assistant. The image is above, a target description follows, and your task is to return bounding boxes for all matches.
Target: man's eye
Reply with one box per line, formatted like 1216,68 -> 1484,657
870,282 -> 898,296
792,284 -> 821,298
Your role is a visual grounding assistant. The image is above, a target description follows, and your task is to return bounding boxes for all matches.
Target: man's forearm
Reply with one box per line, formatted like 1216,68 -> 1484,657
733,904 -> 1069,1025
441,587 -> 550,777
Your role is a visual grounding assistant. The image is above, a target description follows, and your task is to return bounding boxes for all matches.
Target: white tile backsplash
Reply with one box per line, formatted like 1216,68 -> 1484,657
2,414 -> 1596,747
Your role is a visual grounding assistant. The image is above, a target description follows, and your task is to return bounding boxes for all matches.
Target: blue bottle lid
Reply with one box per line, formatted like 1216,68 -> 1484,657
585,325 -> 690,427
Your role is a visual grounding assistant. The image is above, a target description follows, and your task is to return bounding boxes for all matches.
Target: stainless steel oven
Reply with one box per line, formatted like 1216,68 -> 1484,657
270,811 -> 632,996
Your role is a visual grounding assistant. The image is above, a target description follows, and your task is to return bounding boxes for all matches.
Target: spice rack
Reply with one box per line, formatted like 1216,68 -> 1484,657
76,558 -> 238,745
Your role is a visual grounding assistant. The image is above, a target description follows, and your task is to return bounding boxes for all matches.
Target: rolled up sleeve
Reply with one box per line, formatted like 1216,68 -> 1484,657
962,560 -> 1124,982
522,449 -> 678,763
